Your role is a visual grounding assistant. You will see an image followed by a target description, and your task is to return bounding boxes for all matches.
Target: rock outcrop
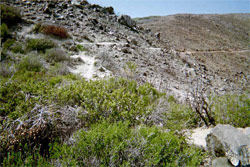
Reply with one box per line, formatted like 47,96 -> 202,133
118,15 -> 137,28
206,124 -> 250,167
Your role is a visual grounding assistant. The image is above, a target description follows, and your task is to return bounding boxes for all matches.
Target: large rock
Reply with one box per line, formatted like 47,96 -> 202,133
206,124 -> 250,167
118,15 -> 136,28
212,157 -> 234,167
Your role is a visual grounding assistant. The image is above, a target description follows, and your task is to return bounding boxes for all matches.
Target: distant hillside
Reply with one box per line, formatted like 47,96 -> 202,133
136,14 -> 250,91
135,14 -> 250,52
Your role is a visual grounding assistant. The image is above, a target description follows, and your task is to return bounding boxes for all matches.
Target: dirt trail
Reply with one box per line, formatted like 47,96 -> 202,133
69,51 -> 111,79
181,50 -> 250,54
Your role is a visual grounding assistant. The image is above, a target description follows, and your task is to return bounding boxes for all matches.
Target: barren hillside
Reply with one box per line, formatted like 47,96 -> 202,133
136,14 -> 250,92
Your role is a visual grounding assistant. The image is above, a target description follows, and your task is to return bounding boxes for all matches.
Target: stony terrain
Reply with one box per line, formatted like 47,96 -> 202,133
136,14 -> 250,96
0,0 -> 249,166
2,1 -> 249,103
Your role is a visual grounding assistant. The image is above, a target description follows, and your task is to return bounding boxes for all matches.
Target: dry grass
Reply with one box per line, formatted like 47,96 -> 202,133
0,105 -> 80,158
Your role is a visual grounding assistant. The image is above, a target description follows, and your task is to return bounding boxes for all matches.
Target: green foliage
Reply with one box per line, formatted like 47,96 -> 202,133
164,100 -> 199,130
45,48 -> 70,63
17,54 -> 44,72
26,38 -> 55,53
0,23 -> 10,42
11,42 -> 25,54
0,63 -> 13,77
33,23 -> 42,33
2,144 -> 49,167
0,71 -> 46,118
76,44 -> 88,52
125,61 -> 138,79
2,39 -> 15,51
48,63 -> 70,76
54,78 -> 163,126
0,4 -> 22,26
52,121 -> 205,166
211,93 -> 250,127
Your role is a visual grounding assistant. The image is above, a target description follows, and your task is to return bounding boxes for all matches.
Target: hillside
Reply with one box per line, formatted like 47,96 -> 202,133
135,14 -> 250,51
136,14 -> 250,92
0,1 -> 249,166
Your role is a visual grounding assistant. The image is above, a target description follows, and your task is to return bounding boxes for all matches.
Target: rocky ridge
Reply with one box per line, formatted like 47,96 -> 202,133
2,0 -> 247,102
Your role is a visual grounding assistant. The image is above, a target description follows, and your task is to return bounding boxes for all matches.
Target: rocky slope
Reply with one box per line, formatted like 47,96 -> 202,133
1,1 -> 250,166
136,14 -> 250,96
2,1 -> 249,101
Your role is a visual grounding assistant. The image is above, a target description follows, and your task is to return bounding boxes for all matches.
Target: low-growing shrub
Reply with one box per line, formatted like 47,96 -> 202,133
11,42 -> 25,54
0,4 -> 22,26
211,93 -> 250,127
49,63 -> 70,76
26,38 -> 55,52
32,23 -> 42,33
45,48 -> 70,63
0,23 -> 11,42
54,78 -> 163,126
0,63 -> 13,77
17,54 -> 44,72
52,121 -> 205,166
2,39 -> 15,51
76,44 -> 88,52
150,95 -> 199,130
40,24 -> 69,39
164,100 -> 199,130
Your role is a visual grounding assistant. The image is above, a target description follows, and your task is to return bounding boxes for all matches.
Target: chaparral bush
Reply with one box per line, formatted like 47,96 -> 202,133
51,121 -> 205,167
0,4 -> 22,26
26,38 -> 55,53
45,48 -> 70,63
210,93 -> 250,127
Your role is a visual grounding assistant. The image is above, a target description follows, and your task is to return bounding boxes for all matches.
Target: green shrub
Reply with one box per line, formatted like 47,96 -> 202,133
11,42 -> 25,54
51,121 -> 205,166
2,144 -> 49,167
17,54 -> 44,72
0,72 -> 45,118
0,4 -> 22,26
26,38 -> 55,53
211,93 -> 250,127
48,63 -> 70,76
2,39 -> 15,51
164,100 -> 199,130
0,63 -> 13,77
45,48 -> 70,63
54,78 -> 163,126
76,44 -> 88,52
0,23 -> 11,42
32,23 -> 42,33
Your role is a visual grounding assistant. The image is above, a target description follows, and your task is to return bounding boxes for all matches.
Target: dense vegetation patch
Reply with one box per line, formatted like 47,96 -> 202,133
0,23 -> 11,43
51,121 -> 205,167
211,93 -> 250,127
0,4 -> 22,27
26,38 -> 56,52
45,48 -> 70,63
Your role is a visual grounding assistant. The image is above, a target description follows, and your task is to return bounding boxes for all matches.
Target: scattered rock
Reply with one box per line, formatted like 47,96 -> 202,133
103,6 -> 114,15
99,66 -> 105,72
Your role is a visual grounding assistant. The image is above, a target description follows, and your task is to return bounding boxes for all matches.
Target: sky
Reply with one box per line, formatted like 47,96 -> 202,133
87,0 -> 250,18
